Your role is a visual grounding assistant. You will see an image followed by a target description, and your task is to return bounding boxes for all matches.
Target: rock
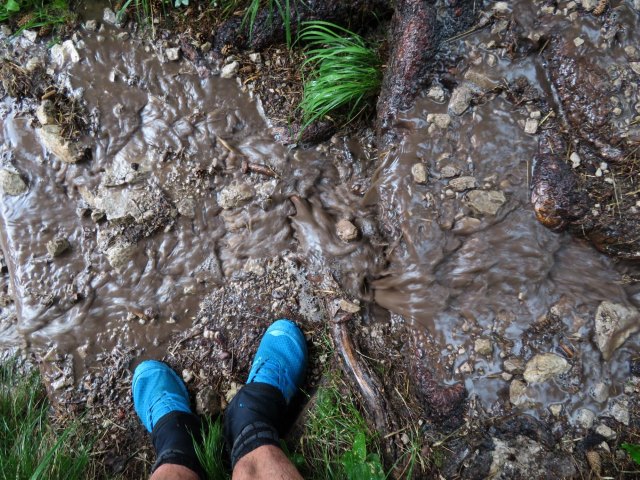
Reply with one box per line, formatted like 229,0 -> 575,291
448,84 -> 474,115
608,398 -> 630,425
166,47 -> 181,61
201,42 -> 212,53
182,369 -> 194,383
509,379 -> 531,406
225,381 -> 242,403
243,258 -> 265,276
411,163 -> 428,184
573,37 -> 585,47
634,0 -> 640,12
440,165 -> 460,178
524,118 -> 539,134
116,32 -> 130,41
84,20 -> 98,31
459,361 -> 473,374
590,382 -> 608,403
523,353 -> 570,383
549,404 -> 563,417
594,301 -> 640,360
427,85 -> 446,103
46,237 -> 69,257
339,299 -> 360,313
595,424 -> 616,440
464,70 -> 500,91
492,1 -> 510,12
427,113 -> 451,129
249,52 -> 261,63
453,216 -> 482,235
217,183 -> 254,209
221,61 -> 239,79
466,190 -> 506,216
475,338 -> 493,356
580,0 -> 598,11
103,7 -> 117,24
25,57 -> 43,72
50,40 -> 80,66
336,219 -> 358,242
22,29 -> 37,43
573,408 -> 596,429
37,125 -> 86,163
36,100 -> 55,125
177,198 -> 196,218
0,169 -> 27,196
630,63 -> 640,76
503,357 -> 524,374
570,152 -> 581,169
196,386 -> 221,417
105,241 -> 136,270
449,176 -> 477,192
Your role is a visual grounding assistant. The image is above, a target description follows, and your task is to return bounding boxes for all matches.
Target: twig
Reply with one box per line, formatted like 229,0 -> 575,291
241,159 -> 280,178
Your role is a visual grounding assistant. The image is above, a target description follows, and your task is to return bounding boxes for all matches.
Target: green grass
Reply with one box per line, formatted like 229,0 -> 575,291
242,0 -> 295,47
298,20 -> 382,135
0,358 -> 93,480
0,0 -> 74,35
195,417 -> 229,480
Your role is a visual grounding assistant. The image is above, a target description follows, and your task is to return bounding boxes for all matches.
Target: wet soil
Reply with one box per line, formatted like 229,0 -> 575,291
1,1 -> 640,478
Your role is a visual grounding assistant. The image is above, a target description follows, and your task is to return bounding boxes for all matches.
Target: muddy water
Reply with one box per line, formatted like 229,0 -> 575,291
1,0 -> 639,420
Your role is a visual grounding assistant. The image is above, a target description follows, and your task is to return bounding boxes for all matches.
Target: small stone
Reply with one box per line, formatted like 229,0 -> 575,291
116,32 -> 130,41
595,424 -> 617,440
609,398 -> 630,426
336,219 -> 358,242
453,216 -> 482,235
573,37 -> 585,47
411,163 -> 428,184
590,382 -> 608,403
509,379 -> 530,406
464,70 -> 500,91
166,47 -> 181,62
84,20 -> 98,31
466,190 -> 506,216
46,237 -> 70,257
427,113 -> 452,129
50,40 -> 80,65
217,183 -> 254,209
177,198 -> 196,218
22,29 -> 37,42
103,7 -> 117,24
501,372 -> 513,381
36,100 -> 55,126
225,381 -> 242,403
221,61 -> 240,79
249,52 -> 261,63
91,210 -> 105,222
523,353 -> 570,383
339,299 -> 360,313
594,301 -> 640,360
105,241 -> 136,270
0,169 -> 27,196
449,176 -> 477,192
570,152 -> 581,169
474,338 -> 493,356
37,125 -> 86,163
530,111 -> 542,119
182,369 -> 194,383
492,1 -> 509,12
200,42 -> 212,53
440,165 -> 459,178
401,433 -> 410,445
580,0 -> 598,11
550,404 -> 563,417
503,357 -> 524,374
427,85 -> 446,103
448,84 -> 474,115
630,63 -> 640,76
524,118 -> 539,134
196,386 -> 221,417
573,408 -> 596,429
459,361 -> 473,374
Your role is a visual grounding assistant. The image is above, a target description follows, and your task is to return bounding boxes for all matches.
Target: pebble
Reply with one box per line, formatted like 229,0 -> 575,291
201,42 -> 212,53
22,29 -> 37,43
46,237 -> 70,257
630,63 -> 640,76
573,37 -> 585,47
509,379 -> 530,407
50,40 -> 80,65
504,357 -> 524,374
594,301 -> 640,360
182,369 -> 194,383
590,382 -> 608,403
466,190 -> 506,216
459,361 -> 473,374
448,84 -> 474,115
523,353 -> 570,383
580,0 -> 598,11
0,169 -> 27,196
427,85 -> 446,103
524,118 -> 539,134
411,163 -> 428,184
166,47 -> 181,61
84,20 -> 98,31
440,165 -> 460,178
570,152 -> 581,169
573,408 -> 596,429
221,61 -> 240,79
550,404 -> 563,417
103,7 -> 117,25
595,424 -> 617,440
196,386 -> 221,417
336,219 -> 358,242
449,176 -> 477,192
217,183 -> 254,209
249,52 -> 262,63
609,398 -> 630,425
427,113 -> 452,129
474,338 -> 493,356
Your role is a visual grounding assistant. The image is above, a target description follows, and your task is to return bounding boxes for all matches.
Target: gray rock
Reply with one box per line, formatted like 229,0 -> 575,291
36,100 -> 55,126
509,379 -> 531,406
50,40 -> 80,65
84,20 -> 98,31
503,357 -> 524,374
453,216 -> 482,235
427,113 -> 451,129
464,69 -> 500,91
608,398 -> 630,425
0,169 -> 27,196
466,190 -> 506,215
448,83 -> 474,115
449,176 -> 477,192
523,353 -> 570,383
105,241 -> 136,270
249,52 -> 261,63
103,7 -> 117,24
46,237 -> 70,257
573,408 -> 596,429
595,424 -> 617,440
440,165 -> 460,178
217,183 -> 254,209
524,118 -> 539,134
549,404 -> 563,417
196,386 -> 221,417
594,301 -> 640,360
22,29 -> 37,43
166,47 -> 181,62
590,382 -> 609,403
336,219 -> 358,242
580,0 -> 598,11
177,198 -> 196,218
634,0 -> 640,12
411,163 -> 428,184
37,125 -> 86,163
221,61 -> 239,79
427,85 -> 446,103
630,62 -> 640,76
475,337 -> 493,356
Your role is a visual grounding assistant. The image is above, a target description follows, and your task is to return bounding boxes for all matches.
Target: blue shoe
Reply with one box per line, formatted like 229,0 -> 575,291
132,360 -> 192,432
247,319 -> 308,404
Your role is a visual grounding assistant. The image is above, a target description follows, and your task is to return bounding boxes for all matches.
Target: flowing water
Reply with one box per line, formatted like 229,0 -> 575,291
1,1 -> 639,420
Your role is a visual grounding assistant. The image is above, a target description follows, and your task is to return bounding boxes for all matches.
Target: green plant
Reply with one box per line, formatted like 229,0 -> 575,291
340,431 -> 385,480
297,21 -> 382,135
622,443 -> 640,465
0,0 -> 73,35
0,358 -> 92,480
194,417 -> 229,480
243,0 -> 295,48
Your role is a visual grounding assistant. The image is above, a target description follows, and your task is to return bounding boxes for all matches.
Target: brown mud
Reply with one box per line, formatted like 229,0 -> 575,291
1,0 -> 640,478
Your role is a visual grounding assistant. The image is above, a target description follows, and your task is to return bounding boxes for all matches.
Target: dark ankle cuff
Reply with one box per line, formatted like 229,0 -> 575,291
230,421 -> 280,468
151,411 -> 205,480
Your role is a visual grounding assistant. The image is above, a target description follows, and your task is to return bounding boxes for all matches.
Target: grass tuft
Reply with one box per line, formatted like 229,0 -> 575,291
0,357 -> 92,480
0,0 -> 74,36
195,417 -> 229,480
298,20 -> 382,135
242,0 -> 295,48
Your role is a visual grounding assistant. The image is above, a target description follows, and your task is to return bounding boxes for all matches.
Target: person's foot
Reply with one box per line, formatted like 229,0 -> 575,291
246,318 -> 308,404
132,359 -> 192,432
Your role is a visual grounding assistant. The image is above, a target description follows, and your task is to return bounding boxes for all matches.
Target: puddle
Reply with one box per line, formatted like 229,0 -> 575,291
1,0 -> 639,424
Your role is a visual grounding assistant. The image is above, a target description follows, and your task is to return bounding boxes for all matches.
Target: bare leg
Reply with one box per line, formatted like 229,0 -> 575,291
150,463 -> 200,480
232,445 -> 302,480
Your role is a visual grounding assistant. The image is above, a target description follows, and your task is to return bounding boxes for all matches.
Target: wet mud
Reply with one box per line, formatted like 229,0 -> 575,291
1,0 -> 640,478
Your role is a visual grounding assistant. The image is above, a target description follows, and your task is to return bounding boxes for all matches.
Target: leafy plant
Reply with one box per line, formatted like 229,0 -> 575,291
0,0 -> 74,35
298,20 -> 382,135
622,443 -> 640,465
340,432 -> 385,480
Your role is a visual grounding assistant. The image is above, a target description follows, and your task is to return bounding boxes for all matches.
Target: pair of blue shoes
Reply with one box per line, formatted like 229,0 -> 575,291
133,319 -> 307,432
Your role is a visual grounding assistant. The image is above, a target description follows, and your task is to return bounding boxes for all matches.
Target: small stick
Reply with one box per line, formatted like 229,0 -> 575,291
241,159 -> 279,178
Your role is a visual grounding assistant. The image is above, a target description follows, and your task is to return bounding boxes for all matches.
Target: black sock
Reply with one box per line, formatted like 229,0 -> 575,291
151,411 -> 206,479
223,382 -> 287,468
